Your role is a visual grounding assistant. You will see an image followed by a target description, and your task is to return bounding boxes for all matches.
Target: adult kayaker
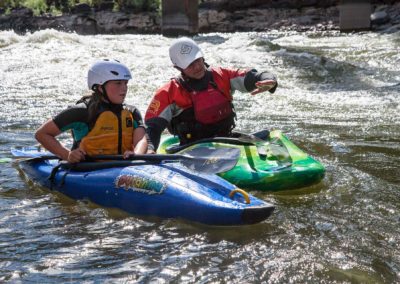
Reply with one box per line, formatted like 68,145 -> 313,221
145,37 -> 278,153
35,59 -> 148,163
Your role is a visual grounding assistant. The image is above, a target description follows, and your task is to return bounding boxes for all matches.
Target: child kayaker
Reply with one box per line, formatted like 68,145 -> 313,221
35,59 -> 148,163
144,37 -> 278,153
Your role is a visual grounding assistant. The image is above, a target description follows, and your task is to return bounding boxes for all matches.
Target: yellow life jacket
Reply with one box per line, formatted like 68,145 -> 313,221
79,110 -> 135,155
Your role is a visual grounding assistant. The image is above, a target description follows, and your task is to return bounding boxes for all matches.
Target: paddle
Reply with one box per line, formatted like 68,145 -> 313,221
234,131 -> 292,163
234,131 -> 269,156
165,130 -> 271,154
14,147 -> 241,175
164,129 -> 292,164
165,129 -> 272,155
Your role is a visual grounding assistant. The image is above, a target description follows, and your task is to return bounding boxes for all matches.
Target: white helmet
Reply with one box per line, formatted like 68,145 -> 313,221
169,37 -> 204,69
87,59 -> 132,90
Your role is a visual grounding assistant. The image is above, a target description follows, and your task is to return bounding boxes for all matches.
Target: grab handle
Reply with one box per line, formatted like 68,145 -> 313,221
229,188 -> 250,204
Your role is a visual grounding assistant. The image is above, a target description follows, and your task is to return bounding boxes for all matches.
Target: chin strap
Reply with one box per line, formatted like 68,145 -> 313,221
101,85 -> 112,104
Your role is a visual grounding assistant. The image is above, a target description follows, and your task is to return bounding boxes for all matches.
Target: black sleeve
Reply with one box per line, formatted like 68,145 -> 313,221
132,108 -> 145,128
52,106 -> 88,132
145,117 -> 169,151
125,104 -> 145,128
243,69 -> 278,93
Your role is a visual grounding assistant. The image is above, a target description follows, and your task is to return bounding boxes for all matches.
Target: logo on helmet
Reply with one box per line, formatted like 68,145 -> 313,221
180,44 -> 192,55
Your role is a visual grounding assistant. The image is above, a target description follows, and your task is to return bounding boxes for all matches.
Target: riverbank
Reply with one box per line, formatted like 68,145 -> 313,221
0,1 -> 399,34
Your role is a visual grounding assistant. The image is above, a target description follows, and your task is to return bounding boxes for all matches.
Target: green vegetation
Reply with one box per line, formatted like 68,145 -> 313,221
0,0 -> 161,15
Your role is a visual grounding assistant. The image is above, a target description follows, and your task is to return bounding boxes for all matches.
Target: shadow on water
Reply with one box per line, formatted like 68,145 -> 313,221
300,135 -> 400,185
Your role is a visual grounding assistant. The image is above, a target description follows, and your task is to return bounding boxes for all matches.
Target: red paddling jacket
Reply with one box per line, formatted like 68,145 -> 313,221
145,66 -> 277,151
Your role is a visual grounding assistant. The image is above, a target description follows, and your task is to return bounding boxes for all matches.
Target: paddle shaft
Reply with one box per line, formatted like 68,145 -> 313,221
89,154 -> 199,162
23,153 -> 206,162
15,146 -> 241,174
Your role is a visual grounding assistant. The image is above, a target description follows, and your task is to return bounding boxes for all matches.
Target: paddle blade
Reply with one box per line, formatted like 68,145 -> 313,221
238,139 -> 267,156
180,147 -> 240,174
236,133 -> 268,156
236,131 -> 291,160
251,129 -> 270,140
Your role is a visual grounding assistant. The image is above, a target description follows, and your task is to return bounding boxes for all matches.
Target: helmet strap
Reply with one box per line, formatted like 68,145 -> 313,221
100,84 -> 112,104
174,65 -> 183,72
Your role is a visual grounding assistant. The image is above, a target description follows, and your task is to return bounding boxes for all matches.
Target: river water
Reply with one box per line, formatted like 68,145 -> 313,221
0,29 -> 399,283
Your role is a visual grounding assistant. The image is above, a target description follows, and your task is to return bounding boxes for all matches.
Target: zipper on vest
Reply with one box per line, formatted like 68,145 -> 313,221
117,114 -> 122,154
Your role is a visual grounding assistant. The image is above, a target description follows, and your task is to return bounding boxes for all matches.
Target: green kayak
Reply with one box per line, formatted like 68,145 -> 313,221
158,130 -> 325,191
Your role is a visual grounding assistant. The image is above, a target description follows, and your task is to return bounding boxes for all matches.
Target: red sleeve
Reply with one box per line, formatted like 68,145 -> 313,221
145,80 -> 192,122
217,67 -> 247,80
145,83 -> 173,121
212,67 -> 249,96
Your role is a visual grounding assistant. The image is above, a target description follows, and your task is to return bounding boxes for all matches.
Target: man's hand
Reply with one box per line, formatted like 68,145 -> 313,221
123,150 -> 135,159
251,80 -> 277,95
67,148 -> 86,163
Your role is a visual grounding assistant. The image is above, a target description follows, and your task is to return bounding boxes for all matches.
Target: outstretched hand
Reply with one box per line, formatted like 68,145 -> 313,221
251,80 -> 277,95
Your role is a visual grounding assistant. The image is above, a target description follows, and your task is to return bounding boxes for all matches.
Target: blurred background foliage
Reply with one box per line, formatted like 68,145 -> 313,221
0,0 -> 162,15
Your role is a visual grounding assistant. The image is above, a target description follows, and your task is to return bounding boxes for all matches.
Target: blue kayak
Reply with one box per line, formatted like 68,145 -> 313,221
12,147 -> 274,226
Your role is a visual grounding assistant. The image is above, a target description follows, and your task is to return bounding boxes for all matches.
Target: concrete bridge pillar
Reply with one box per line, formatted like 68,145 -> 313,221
340,0 -> 371,31
162,0 -> 198,36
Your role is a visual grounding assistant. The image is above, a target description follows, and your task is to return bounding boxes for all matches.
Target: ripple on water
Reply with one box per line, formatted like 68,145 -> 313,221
1,30 -> 400,283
